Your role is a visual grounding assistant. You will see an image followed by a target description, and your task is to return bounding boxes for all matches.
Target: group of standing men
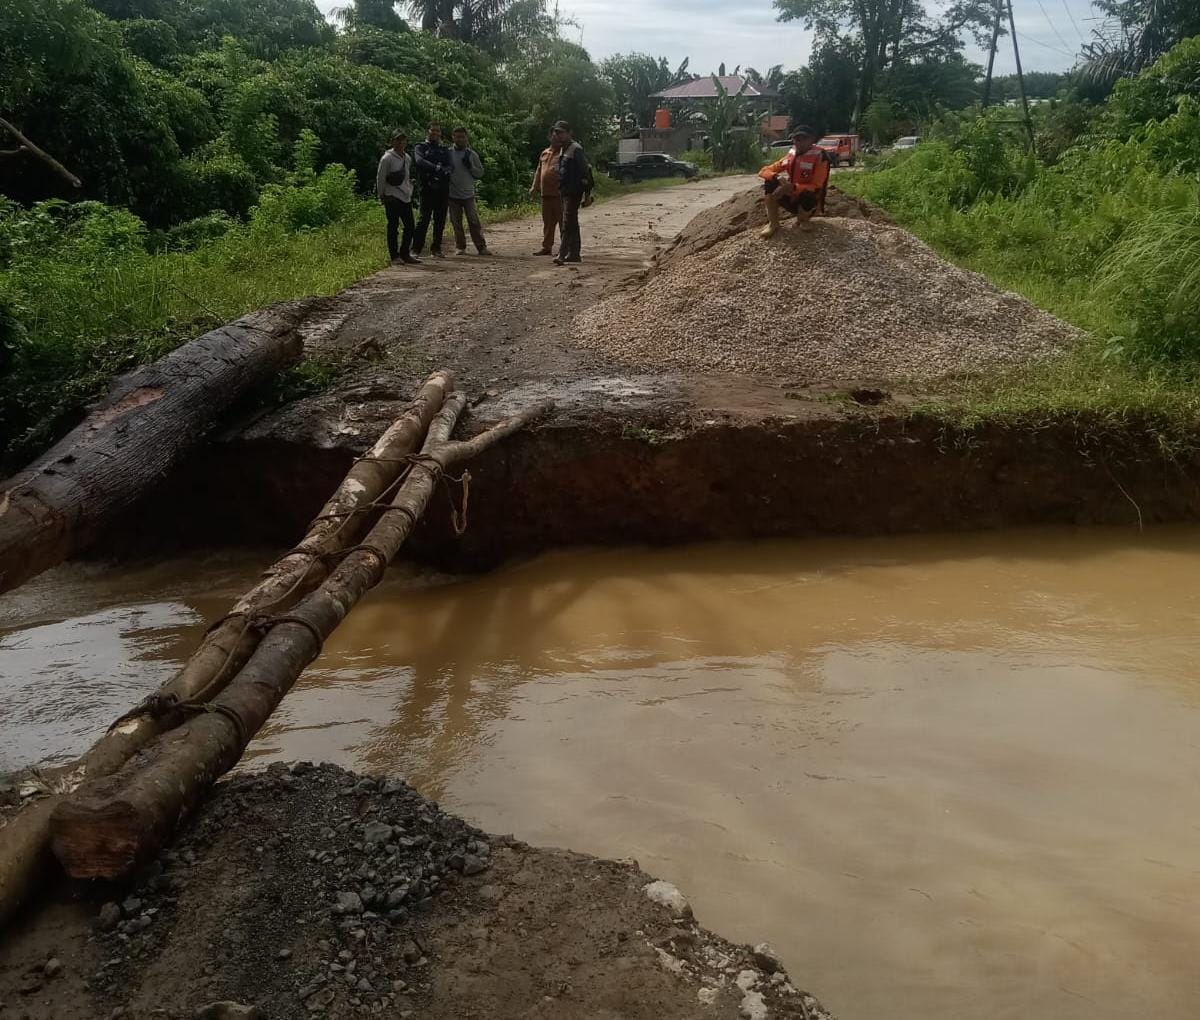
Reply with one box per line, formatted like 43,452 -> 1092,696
376,119 -> 592,267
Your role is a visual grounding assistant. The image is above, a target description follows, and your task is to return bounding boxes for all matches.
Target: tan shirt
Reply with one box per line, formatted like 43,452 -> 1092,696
533,147 -> 561,198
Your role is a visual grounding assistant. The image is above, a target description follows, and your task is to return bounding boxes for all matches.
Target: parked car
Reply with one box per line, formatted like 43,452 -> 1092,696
767,138 -> 794,152
816,133 -> 860,166
893,135 -> 921,151
608,152 -> 699,184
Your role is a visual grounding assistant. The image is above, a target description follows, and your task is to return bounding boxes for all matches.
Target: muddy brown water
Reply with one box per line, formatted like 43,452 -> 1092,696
3,528 -> 1200,1019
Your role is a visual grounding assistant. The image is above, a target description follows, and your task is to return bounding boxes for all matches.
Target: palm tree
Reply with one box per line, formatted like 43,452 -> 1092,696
1080,0 -> 1200,85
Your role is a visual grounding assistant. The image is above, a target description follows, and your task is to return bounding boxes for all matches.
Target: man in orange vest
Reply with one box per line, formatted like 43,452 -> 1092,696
758,125 -> 830,238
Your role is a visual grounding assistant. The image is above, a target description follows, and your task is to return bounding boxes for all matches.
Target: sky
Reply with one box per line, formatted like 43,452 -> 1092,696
317,0 -> 1101,76
555,0 -> 1100,75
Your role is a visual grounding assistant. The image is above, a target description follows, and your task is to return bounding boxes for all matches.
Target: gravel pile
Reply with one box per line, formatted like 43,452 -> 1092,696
576,215 -> 1078,381
84,762 -> 493,1018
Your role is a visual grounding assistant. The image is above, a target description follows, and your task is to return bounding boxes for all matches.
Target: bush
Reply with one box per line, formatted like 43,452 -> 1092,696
1094,202 -> 1200,360
162,211 -> 237,251
251,164 -> 359,233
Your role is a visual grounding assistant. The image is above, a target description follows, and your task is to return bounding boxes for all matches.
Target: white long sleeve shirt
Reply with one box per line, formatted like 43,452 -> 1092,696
376,149 -> 413,202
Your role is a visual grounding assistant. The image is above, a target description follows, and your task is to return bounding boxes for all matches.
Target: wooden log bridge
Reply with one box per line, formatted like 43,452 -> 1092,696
49,387 -> 551,880
0,369 -> 452,927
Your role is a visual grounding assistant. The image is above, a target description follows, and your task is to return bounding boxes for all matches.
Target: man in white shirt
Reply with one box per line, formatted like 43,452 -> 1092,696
375,131 -> 421,265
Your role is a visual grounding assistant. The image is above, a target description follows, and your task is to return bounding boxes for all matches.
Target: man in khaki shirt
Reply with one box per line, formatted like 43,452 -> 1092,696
529,130 -> 563,256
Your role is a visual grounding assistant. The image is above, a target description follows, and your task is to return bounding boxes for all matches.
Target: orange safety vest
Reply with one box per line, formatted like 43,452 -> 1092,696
758,146 -> 830,193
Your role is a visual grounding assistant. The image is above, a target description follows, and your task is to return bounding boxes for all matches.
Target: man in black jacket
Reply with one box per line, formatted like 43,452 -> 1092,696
412,122 -> 452,258
552,120 -> 593,265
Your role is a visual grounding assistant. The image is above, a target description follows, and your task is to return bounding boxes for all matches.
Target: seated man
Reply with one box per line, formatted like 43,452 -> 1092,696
758,125 -> 830,237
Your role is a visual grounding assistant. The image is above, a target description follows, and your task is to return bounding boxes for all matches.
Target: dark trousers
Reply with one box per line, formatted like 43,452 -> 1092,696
413,187 -> 448,254
383,197 -> 414,260
540,195 -> 562,253
449,197 -> 487,253
559,192 -> 583,261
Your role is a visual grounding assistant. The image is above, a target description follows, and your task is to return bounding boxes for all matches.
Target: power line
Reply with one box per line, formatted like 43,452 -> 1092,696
1016,29 -> 1077,59
1059,0 -> 1086,45
1031,0 -> 1077,54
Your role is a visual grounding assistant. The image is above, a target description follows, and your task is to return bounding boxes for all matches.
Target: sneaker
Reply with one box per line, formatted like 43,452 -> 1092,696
411,246 -> 424,257
401,254 -> 423,265
477,247 -> 491,256
562,256 -> 581,264
455,249 -> 467,256
534,249 -> 552,256
431,249 -> 446,259
552,257 -> 565,265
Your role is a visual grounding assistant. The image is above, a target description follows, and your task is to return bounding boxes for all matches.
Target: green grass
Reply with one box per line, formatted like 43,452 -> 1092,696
835,166 -> 1200,445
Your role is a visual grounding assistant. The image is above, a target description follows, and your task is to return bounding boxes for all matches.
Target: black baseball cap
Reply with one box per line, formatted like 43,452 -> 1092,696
552,120 -> 571,132
789,124 -> 817,138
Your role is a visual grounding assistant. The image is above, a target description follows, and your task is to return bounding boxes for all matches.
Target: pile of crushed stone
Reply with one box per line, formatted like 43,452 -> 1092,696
0,763 -> 833,1020
577,205 -> 1078,382
652,185 -> 891,272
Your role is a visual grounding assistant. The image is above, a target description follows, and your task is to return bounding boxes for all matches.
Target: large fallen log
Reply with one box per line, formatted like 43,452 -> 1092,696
0,304 -> 310,596
0,371 -> 452,928
50,392 -> 552,879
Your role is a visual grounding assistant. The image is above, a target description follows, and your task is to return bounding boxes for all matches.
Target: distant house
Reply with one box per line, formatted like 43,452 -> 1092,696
650,75 -> 781,103
639,75 -> 780,158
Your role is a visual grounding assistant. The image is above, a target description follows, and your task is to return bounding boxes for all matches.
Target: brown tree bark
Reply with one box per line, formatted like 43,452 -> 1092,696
0,371 -> 451,927
0,116 -> 82,189
49,393 -> 552,880
0,305 -> 309,596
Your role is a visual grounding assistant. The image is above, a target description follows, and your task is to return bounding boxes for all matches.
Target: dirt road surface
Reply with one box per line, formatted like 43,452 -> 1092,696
271,175 -> 831,448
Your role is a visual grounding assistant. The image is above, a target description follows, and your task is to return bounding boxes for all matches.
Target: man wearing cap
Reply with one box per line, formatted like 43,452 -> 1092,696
376,130 -> 420,264
758,125 -> 830,238
552,120 -> 594,265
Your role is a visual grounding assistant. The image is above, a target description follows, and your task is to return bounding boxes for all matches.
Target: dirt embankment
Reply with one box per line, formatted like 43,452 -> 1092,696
86,176 -> 1200,564
0,765 -> 830,1020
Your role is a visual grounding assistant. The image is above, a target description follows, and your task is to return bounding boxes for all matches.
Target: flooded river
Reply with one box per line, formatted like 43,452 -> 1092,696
3,527 -> 1200,1019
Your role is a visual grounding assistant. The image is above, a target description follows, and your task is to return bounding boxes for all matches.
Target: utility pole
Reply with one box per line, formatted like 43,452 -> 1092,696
981,0 -> 1003,108
1005,0 -> 1036,150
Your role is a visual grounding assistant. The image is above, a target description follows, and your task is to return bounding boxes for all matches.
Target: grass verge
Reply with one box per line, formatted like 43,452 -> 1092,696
835,173 -> 1200,446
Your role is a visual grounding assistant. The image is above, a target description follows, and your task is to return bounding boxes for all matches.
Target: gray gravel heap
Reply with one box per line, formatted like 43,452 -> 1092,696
574,216 -> 1078,381
87,762 -> 492,1018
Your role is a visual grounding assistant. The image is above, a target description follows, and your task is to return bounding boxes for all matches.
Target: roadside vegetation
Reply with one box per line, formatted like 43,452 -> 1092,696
0,0 -> 705,470
837,33 -> 1200,435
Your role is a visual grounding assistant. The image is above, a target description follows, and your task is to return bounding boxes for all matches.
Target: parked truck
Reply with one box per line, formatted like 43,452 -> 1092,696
816,134 -> 860,166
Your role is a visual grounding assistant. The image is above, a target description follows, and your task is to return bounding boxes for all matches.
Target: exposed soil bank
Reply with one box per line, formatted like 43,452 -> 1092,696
112,399 -> 1200,568
0,765 -> 829,1020
95,179 -> 1197,564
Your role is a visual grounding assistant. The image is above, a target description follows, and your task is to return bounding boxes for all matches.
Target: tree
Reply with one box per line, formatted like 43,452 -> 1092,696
337,0 -> 408,32
505,38 -> 614,159
1081,0 -> 1200,86
744,64 -> 786,91
0,0 -> 188,215
779,34 -> 859,132
406,0 -> 552,54
703,75 -> 757,171
600,52 -> 691,132
774,0 -> 992,126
